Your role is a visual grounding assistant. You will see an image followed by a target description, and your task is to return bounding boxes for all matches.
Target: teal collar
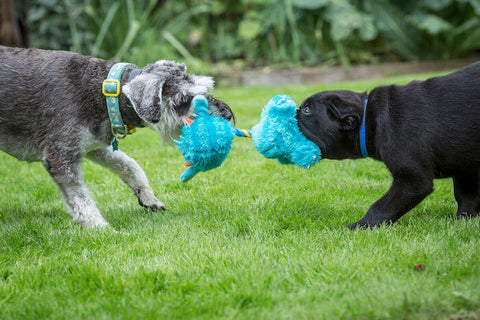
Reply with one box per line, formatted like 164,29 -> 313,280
102,62 -> 135,151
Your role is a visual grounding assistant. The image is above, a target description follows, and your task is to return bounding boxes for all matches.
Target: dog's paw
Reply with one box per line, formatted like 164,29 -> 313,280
346,221 -> 364,230
135,189 -> 167,211
77,215 -> 109,228
346,219 -> 391,230
456,211 -> 479,219
138,195 -> 166,211
139,198 -> 167,211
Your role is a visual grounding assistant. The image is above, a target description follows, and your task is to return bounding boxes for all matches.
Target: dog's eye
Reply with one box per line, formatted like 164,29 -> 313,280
302,106 -> 311,115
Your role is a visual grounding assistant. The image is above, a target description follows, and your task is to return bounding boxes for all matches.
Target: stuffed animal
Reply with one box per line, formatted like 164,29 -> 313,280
250,94 -> 321,168
175,95 -> 235,182
176,94 -> 321,182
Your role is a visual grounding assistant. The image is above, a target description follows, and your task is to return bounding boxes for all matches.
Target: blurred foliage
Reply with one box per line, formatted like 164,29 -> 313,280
7,0 -> 480,70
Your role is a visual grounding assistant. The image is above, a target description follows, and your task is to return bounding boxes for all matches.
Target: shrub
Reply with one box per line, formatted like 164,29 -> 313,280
10,0 -> 480,68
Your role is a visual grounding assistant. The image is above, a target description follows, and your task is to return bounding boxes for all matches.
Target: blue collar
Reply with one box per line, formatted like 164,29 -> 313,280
128,68 -> 142,83
359,99 -> 369,158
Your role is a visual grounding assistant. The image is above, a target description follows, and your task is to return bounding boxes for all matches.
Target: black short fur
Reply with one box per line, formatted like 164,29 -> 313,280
297,62 -> 480,229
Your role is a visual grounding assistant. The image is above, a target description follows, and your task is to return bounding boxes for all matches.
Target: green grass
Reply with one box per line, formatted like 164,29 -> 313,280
1,72 -> 479,320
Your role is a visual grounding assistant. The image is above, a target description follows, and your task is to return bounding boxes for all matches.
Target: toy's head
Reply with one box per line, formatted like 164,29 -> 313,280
251,94 -> 321,168
176,95 -> 234,182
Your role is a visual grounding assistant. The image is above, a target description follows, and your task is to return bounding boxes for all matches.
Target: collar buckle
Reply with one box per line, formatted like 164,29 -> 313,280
102,79 -> 121,97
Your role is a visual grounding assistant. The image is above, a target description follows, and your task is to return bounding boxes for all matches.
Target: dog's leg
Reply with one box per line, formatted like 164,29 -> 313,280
86,147 -> 166,211
453,173 -> 480,219
348,173 -> 434,229
43,151 -> 109,228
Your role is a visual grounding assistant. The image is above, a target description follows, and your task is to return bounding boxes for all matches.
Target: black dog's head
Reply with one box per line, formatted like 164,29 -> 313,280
296,90 -> 367,159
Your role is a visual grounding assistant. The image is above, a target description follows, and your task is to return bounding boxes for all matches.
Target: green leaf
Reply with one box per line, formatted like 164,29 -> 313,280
451,17 -> 480,54
367,1 -> 420,58
420,0 -> 454,11
161,30 -> 198,68
242,0 -> 267,5
210,0 -> 226,15
360,16 -> 378,41
326,1 -> 371,41
27,6 -> 47,22
409,14 -> 453,35
292,0 -> 329,10
112,20 -> 140,61
468,0 -> 480,15
238,19 -> 262,41
91,2 -> 120,57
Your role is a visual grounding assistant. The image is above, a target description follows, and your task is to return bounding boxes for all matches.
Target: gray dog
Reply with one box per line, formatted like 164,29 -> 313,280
0,46 -> 233,227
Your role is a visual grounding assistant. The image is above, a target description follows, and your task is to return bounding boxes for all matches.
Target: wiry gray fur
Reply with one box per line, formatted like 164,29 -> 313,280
0,46 -> 233,228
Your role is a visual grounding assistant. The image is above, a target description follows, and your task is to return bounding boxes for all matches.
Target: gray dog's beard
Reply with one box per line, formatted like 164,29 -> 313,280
147,103 -> 195,145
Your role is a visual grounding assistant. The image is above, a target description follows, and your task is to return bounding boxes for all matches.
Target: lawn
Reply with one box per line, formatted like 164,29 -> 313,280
0,73 -> 479,320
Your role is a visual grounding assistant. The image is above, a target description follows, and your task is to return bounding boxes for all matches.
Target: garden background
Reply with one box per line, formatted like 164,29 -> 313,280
13,0 -> 480,74
1,1 -> 480,319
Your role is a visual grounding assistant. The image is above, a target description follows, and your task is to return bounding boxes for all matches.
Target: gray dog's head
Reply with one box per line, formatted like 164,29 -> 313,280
123,60 -> 233,142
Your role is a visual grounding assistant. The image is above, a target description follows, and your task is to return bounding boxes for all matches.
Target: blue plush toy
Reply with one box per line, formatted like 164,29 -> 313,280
175,95 -> 235,182
176,94 -> 321,182
250,94 -> 321,168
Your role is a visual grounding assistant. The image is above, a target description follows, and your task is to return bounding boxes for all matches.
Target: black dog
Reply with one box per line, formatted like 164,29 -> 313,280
296,62 -> 480,229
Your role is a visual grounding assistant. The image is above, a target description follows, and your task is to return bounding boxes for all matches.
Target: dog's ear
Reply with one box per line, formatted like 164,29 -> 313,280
123,60 -> 216,124
122,74 -> 164,123
325,98 -> 360,131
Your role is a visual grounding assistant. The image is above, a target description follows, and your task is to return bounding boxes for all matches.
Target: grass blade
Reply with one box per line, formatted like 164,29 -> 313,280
112,19 -> 140,62
92,2 -> 120,57
162,30 -> 199,69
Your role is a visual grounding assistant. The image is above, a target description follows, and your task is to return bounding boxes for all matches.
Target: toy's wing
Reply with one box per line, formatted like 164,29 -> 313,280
180,166 -> 200,183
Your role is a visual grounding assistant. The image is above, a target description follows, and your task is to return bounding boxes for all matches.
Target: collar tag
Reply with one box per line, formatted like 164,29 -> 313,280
103,62 -> 132,151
